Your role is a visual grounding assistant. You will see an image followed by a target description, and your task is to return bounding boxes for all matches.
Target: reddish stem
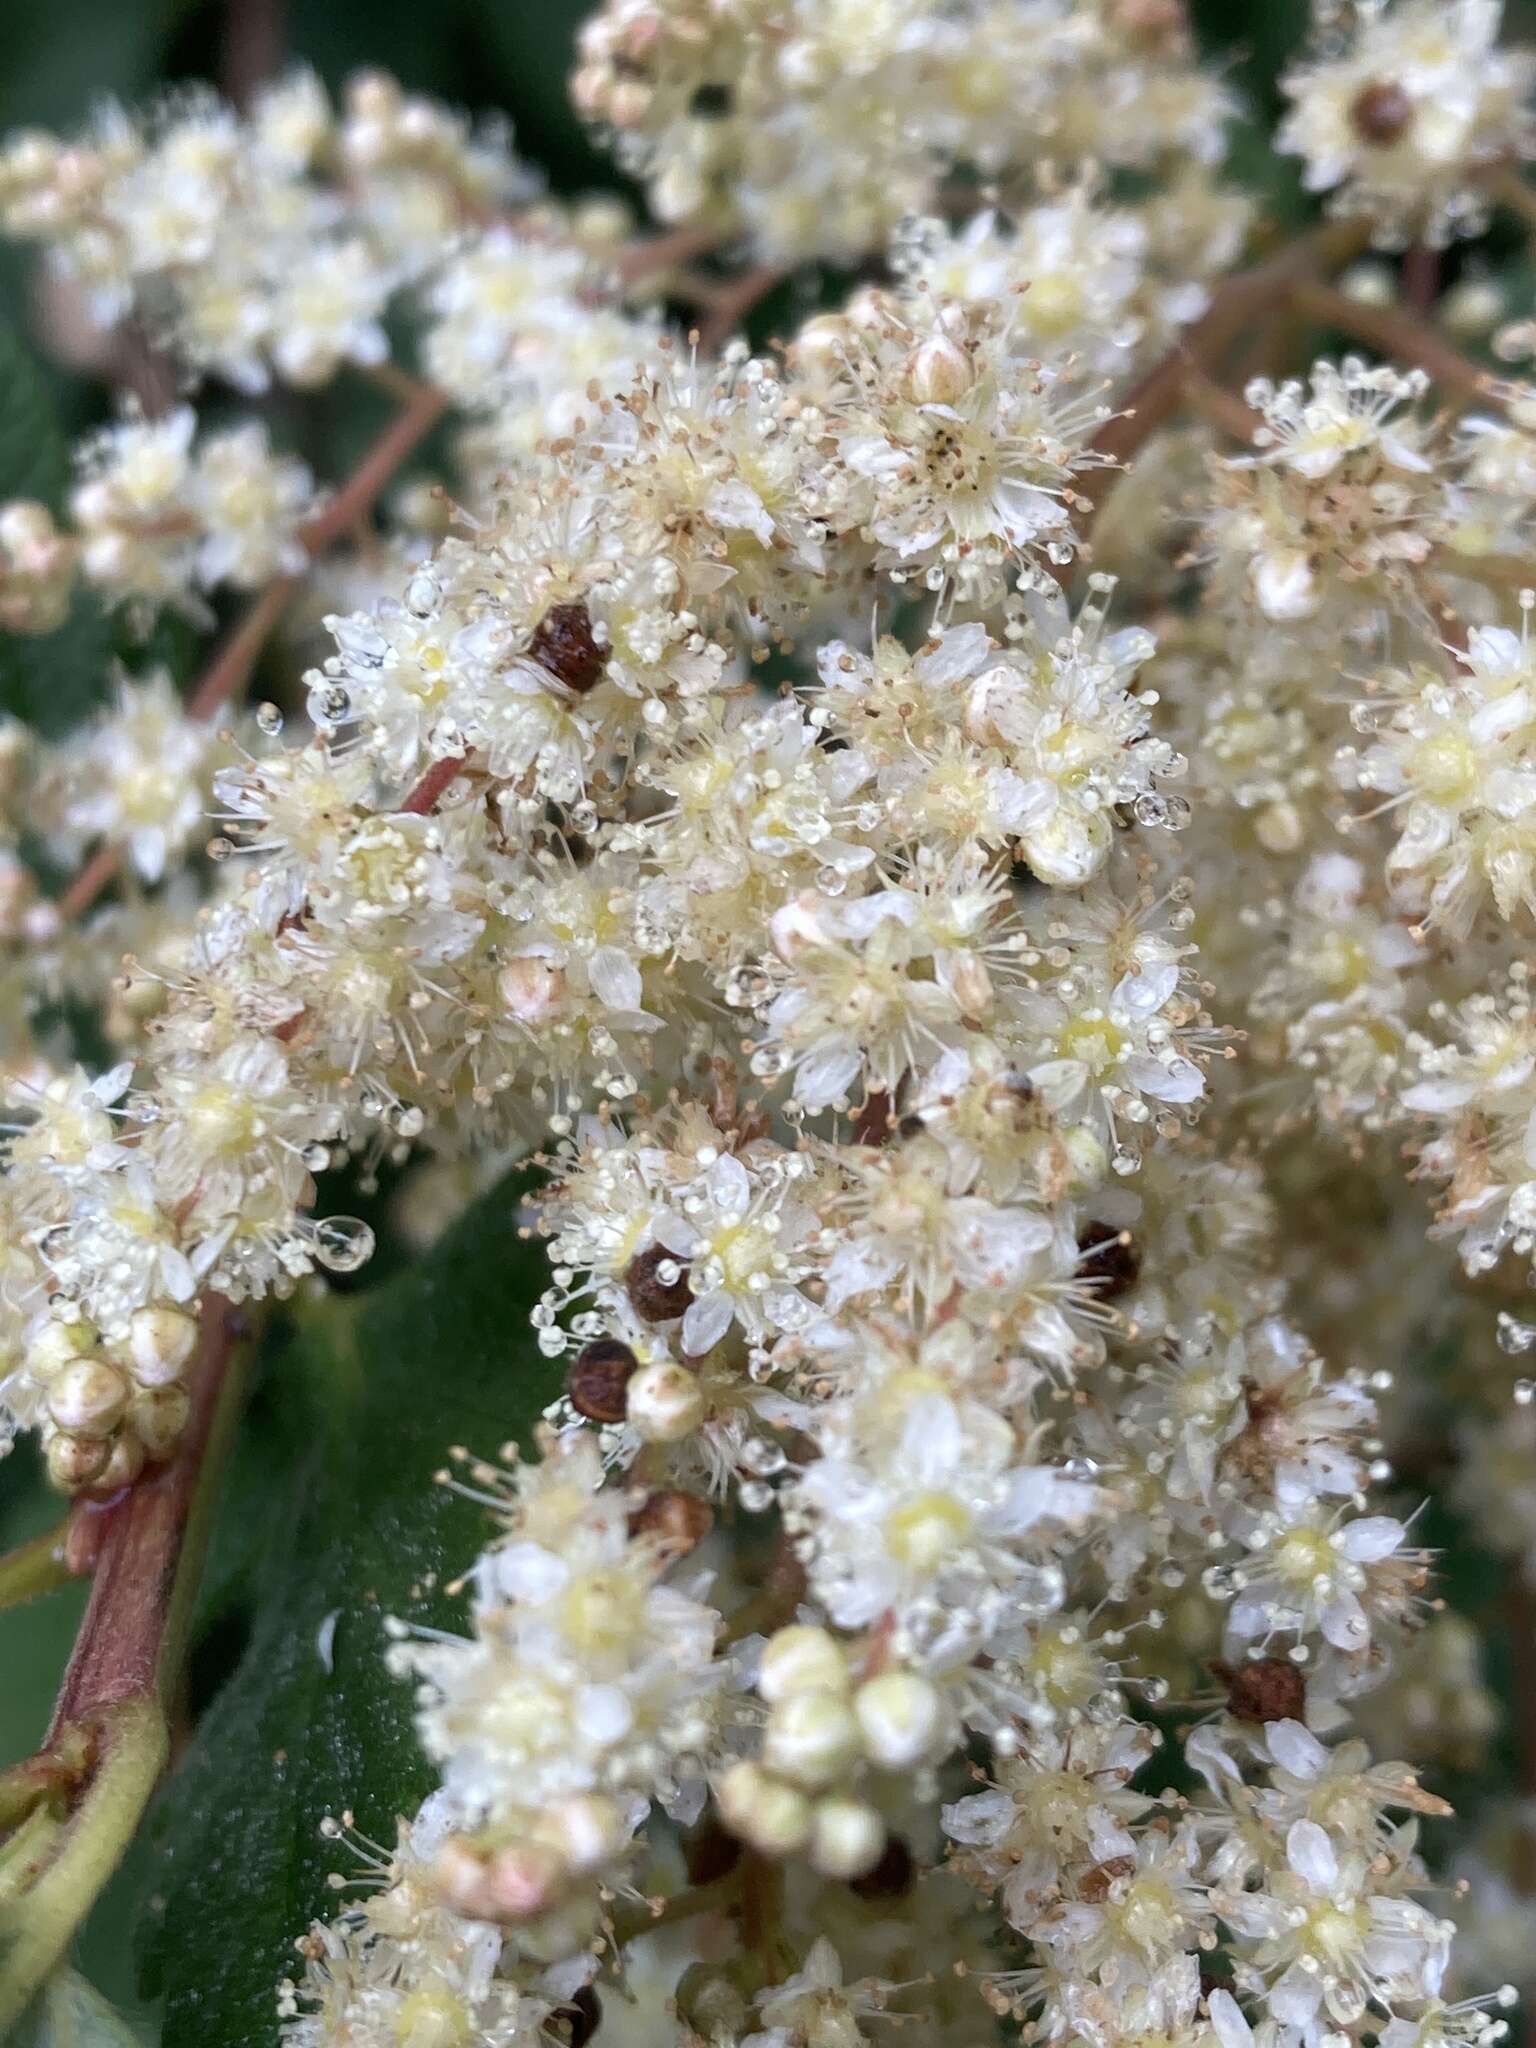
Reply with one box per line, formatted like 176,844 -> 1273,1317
399,752 -> 468,815
49,1297 -> 237,1735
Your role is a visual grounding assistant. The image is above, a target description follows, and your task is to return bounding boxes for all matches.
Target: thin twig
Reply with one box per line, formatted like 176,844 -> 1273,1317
399,752 -> 469,816
1082,216 -> 1374,513
616,221 -> 722,286
1180,363 -> 1262,442
52,377 -> 449,924
695,264 -> 789,354
1292,279 -> 1494,404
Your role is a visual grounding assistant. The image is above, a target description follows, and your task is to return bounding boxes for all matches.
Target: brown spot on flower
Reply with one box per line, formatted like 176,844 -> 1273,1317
1076,1225 -> 1141,1298
629,1487 -> 715,1556
527,601 -> 607,694
625,1244 -> 694,1322
1350,80 -> 1414,146
1078,1855 -> 1136,1902
1215,1655 -> 1307,1724
566,1337 -> 637,1422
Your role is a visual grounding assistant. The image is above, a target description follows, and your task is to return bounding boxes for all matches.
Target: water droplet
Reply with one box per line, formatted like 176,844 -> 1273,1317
313,1216 -> 375,1274
255,702 -> 284,736
206,836 -> 233,862
1498,1311 -> 1536,1356
302,1143 -> 331,1172
1517,1379 -> 1535,1407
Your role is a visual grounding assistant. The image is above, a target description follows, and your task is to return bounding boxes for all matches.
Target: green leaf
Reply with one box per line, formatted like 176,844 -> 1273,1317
0,597 -> 115,740
12,1967 -> 144,2048
141,1169 -> 559,2048
0,321 -> 69,512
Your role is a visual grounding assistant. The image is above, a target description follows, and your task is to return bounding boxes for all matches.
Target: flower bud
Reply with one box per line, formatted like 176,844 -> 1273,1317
810,1797 -> 885,1880
566,1337 -> 636,1422
854,1670 -> 943,1769
498,956 -> 567,1027
46,1358 -> 129,1437
625,1360 -> 705,1442
129,1382 -> 192,1458
907,334 -> 973,406
758,1624 -> 849,1703
90,1431 -> 146,1492
532,1793 -> 628,1872
126,1304 -> 199,1386
46,1429 -> 112,1492
27,1316 -> 98,1380
483,1841 -> 567,1922
763,1688 -> 862,1790
715,1761 -> 813,1856
628,1487 -> 714,1557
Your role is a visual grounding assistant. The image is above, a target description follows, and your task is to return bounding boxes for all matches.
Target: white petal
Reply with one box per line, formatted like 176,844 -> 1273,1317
1287,1818 -> 1338,1890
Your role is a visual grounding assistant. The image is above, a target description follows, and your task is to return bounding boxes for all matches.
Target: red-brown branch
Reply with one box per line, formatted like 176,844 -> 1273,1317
1081,217 -> 1374,513
399,751 -> 469,816
50,1295 -> 240,1734
1292,278 -> 1494,404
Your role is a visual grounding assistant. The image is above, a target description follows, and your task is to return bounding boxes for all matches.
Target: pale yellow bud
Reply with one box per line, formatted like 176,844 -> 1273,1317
715,1760 -> 813,1856
854,1670 -> 943,1769
26,1316 -> 98,1380
46,1358 -> 129,1437
46,1430 -> 112,1492
810,1797 -> 885,1880
758,1624 -> 849,1703
126,1304 -> 199,1386
625,1360 -> 705,1442
129,1383 -> 192,1458
763,1688 -> 862,1790
907,334 -> 973,406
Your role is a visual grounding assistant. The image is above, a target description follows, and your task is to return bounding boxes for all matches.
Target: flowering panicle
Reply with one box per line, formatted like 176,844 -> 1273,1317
0,1 -> 1534,2041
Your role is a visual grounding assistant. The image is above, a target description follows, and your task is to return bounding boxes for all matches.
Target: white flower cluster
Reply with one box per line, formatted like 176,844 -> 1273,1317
0,1 -> 1534,2042
573,0 -> 1235,264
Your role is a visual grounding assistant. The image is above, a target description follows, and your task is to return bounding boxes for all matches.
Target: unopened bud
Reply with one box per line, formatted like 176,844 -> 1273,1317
764,1688 -> 862,1790
484,1840 -> 567,1922
46,1430 -> 112,1491
810,1796 -> 885,1880
908,333 -> 973,406
498,956 -> 568,1027
26,1317 -> 97,1380
758,1624 -> 849,1704
625,1360 -> 705,1442
628,1487 -> 714,1557
129,1382 -> 192,1458
715,1761 -> 813,1857
854,1670 -> 943,1769
532,1793 -> 628,1872
46,1358 -> 129,1437
126,1304 -> 199,1386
